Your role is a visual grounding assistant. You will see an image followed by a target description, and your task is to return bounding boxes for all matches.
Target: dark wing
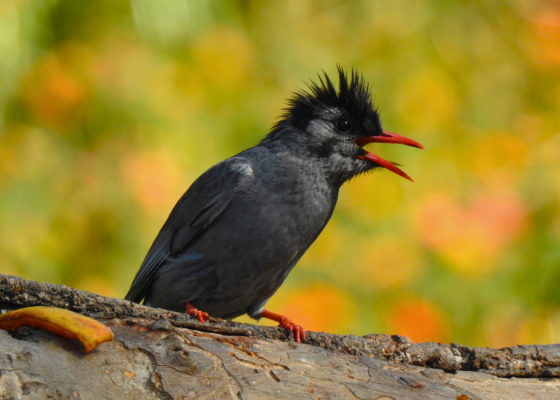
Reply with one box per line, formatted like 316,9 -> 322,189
124,157 -> 254,303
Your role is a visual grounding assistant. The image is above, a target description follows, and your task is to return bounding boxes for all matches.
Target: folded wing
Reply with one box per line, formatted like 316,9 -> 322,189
124,157 -> 254,303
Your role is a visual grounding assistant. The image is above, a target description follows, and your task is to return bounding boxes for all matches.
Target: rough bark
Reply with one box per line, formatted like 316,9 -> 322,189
1,274 -> 559,399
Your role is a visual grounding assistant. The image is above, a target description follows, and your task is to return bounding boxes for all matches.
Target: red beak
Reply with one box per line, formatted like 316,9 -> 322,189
355,131 -> 424,182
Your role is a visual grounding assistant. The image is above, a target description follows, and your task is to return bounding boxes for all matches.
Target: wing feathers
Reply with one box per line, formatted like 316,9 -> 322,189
124,157 -> 253,303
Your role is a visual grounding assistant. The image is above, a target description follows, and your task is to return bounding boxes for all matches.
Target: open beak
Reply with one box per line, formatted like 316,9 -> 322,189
355,131 -> 424,182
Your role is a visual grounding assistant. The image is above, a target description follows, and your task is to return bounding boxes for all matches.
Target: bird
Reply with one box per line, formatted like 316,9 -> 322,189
125,67 -> 423,342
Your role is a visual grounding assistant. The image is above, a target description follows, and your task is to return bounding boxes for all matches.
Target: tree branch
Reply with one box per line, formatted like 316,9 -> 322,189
1,273 -> 559,380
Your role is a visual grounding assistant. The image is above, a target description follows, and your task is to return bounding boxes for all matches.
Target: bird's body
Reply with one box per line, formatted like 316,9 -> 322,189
136,143 -> 338,319
125,67 -> 423,340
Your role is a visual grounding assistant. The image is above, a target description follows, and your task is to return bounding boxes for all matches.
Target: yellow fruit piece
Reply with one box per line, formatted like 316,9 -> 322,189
0,306 -> 114,352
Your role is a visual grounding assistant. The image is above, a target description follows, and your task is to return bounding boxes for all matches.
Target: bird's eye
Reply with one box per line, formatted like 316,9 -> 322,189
336,118 -> 352,132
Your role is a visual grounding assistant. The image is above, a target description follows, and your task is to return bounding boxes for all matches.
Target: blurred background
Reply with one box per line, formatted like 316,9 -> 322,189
1,0 -> 560,348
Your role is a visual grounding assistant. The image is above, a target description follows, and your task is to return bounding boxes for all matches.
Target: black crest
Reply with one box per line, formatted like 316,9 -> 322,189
285,66 -> 380,131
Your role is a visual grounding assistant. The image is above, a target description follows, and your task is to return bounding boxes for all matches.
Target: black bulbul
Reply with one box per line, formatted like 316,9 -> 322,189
125,67 -> 423,342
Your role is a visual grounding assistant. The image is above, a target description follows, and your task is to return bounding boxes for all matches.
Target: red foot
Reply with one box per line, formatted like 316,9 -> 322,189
261,309 -> 306,343
185,302 -> 209,323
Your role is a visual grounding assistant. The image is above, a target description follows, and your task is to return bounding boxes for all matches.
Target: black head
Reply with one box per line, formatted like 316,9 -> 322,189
262,67 -> 423,184
287,67 -> 381,136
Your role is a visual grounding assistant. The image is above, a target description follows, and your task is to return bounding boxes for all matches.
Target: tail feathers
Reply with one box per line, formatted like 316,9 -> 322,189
143,253 -> 218,313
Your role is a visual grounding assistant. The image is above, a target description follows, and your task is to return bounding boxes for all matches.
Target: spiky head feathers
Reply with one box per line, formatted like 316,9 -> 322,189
285,66 -> 381,132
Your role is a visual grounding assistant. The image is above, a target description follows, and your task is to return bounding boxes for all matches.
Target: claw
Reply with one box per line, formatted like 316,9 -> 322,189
261,309 -> 306,342
185,302 -> 209,323
280,316 -> 306,342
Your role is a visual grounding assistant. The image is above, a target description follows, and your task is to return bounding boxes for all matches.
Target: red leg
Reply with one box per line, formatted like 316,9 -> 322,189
185,302 -> 209,323
261,309 -> 306,343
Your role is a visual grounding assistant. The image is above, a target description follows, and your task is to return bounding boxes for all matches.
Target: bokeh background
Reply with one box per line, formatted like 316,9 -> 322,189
1,0 -> 560,348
